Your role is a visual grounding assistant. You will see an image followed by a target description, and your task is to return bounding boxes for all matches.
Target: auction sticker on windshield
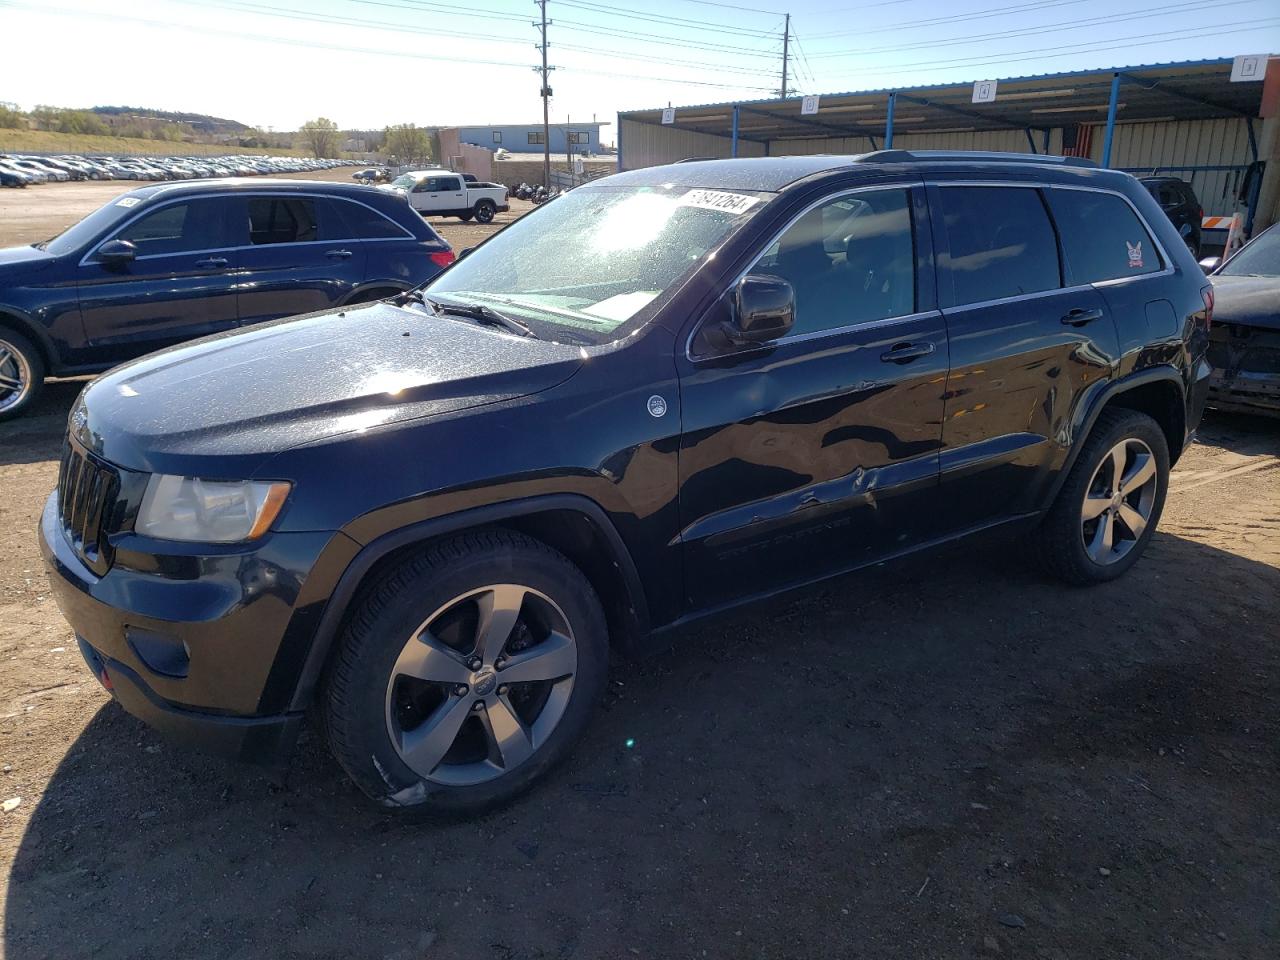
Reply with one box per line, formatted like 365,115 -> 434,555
679,190 -> 761,216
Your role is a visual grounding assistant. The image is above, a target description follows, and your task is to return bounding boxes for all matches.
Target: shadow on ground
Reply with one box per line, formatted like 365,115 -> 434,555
6,520 -> 1278,959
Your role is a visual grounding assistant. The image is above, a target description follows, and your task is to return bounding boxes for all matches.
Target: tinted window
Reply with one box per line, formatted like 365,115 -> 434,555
755,188 -> 915,336
114,199 -> 227,256
939,187 -> 1060,306
1218,223 -> 1280,278
1046,189 -> 1162,284
248,197 -> 318,245
333,199 -> 407,239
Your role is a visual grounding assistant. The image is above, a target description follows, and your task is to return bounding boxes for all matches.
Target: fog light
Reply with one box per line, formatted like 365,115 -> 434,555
126,627 -> 190,679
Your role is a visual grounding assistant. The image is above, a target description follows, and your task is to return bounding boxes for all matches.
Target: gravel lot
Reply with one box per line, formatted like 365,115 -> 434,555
0,179 -> 1277,960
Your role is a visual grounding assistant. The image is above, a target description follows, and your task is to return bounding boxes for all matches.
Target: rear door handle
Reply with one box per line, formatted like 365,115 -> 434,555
880,341 -> 936,364
1061,307 -> 1104,326
194,256 -> 227,269
326,249 -> 353,259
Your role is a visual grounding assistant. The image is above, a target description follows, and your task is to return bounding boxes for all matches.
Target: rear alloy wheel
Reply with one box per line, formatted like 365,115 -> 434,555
324,530 -> 608,813
0,329 -> 44,422
473,199 -> 496,224
1033,407 -> 1169,584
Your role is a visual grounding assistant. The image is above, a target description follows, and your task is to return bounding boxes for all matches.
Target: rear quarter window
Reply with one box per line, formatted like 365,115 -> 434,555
1046,189 -> 1163,284
333,199 -> 410,239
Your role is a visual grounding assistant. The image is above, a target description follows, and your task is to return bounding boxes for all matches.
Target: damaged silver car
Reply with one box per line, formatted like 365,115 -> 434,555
1204,223 -> 1280,418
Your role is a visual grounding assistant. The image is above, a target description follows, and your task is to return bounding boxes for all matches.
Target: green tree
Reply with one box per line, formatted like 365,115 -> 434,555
299,117 -> 340,158
383,123 -> 432,166
0,103 -> 25,129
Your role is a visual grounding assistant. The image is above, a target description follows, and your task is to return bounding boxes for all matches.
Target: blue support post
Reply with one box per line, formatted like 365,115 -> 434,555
732,105 -> 739,158
885,92 -> 896,149
1246,117 -> 1259,162
1101,73 -> 1121,168
1042,127 -> 1051,154
616,113 -> 622,173
1025,129 -> 1037,154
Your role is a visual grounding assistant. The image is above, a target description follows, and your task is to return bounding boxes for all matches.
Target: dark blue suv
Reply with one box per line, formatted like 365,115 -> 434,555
0,179 -> 453,419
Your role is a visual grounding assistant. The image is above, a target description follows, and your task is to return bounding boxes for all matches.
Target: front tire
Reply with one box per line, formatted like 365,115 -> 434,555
473,199 -> 496,224
323,530 -> 609,814
0,328 -> 45,421
1033,408 -> 1169,585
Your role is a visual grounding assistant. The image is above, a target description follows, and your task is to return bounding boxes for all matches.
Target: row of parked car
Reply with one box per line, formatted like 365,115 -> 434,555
0,153 -> 352,187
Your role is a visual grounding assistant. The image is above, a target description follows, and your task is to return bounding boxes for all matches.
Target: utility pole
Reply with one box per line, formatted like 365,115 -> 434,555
780,13 -> 790,100
535,0 -> 553,190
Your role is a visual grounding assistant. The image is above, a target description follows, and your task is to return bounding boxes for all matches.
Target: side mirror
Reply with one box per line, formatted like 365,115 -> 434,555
1199,256 -> 1221,275
96,239 -> 136,264
729,274 -> 794,344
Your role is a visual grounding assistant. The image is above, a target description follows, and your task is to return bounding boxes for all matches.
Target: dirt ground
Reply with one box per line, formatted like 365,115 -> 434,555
0,181 -> 1278,960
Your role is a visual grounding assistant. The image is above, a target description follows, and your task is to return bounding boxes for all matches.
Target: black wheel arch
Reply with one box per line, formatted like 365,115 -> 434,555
1047,366 -> 1187,508
0,305 -> 59,374
282,494 -> 651,714
337,281 -> 412,307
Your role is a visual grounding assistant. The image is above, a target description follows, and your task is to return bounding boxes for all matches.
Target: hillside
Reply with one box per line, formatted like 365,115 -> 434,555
0,129 -> 305,157
90,106 -> 249,134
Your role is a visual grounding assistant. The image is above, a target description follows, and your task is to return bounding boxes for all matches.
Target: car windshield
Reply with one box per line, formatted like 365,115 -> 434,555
1219,225 -> 1280,277
424,184 -> 770,344
390,174 -> 418,189
40,195 -> 143,255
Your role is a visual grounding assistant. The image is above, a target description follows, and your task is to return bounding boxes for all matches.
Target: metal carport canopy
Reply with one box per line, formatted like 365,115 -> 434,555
619,58 -> 1267,164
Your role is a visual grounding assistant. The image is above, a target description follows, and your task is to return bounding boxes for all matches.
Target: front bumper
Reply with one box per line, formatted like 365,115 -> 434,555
39,492 -> 337,763
1207,323 -> 1280,418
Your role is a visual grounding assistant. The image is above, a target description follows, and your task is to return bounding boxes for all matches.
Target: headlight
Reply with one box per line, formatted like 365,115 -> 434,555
136,475 -> 291,543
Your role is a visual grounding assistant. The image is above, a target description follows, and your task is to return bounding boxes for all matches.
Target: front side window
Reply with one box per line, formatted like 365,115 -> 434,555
426,184 -> 769,344
753,189 -> 916,336
1046,188 -> 1162,284
938,186 -> 1061,306
112,199 -> 227,257
247,197 -> 318,245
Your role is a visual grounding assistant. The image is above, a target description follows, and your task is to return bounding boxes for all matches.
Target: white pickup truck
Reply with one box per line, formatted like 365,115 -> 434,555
381,169 -> 509,223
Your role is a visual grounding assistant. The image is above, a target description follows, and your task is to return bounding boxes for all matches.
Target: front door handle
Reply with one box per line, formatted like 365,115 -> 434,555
326,249 -> 353,259
880,341 -> 936,364
194,256 -> 227,269
1061,307 -> 1104,326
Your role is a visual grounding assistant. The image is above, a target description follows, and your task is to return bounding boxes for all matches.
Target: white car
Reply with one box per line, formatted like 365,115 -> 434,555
381,169 -> 509,223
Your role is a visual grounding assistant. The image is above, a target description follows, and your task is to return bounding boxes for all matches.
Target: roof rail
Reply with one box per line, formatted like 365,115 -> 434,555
861,149 -> 1097,169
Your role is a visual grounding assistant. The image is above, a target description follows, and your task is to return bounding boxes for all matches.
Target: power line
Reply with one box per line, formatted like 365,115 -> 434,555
806,0 -> 1094,41
810,18 -> 1280,80
552,0 -> 783,38
554,17 -> 782,54
803,0 -> 1266,58
1,1 -> 776,91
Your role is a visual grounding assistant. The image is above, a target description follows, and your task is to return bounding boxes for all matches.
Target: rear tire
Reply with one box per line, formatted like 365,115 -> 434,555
323,530 -> 609,815
1033,408 -> 1169,585
473,200 -> 496,224
0,328 -> 45,422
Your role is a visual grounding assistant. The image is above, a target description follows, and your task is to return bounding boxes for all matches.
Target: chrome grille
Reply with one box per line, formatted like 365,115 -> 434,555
56,443 -> 121,576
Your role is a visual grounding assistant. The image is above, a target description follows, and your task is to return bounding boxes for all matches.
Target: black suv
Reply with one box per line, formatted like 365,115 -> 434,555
1140,176 -> 1204,257
40,152 -> 1212,814
0,179 -> 454,419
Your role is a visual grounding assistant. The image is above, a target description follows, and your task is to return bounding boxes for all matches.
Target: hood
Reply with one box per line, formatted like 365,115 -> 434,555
0,244 -> 56,277
79,301 -> 584,473
1210,274 -> 1280,331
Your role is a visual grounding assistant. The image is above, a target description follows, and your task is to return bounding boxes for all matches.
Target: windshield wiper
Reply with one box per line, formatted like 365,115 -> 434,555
425,297 -> 537,339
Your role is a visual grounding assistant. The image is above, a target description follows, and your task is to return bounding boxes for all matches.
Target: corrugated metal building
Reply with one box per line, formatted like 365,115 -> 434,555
616,59 -> 1271,226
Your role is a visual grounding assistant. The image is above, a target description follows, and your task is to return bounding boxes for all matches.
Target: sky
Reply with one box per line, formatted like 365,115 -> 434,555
1,0 -> 1277,141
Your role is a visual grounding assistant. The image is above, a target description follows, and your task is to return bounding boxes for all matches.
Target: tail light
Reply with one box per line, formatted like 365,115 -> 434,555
429,250 -> 456,268
1201,285 -> 1214,330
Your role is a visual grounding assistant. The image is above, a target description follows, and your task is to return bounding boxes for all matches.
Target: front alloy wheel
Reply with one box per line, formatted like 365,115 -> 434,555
324,530 -> 608,814
0,330 -> 44,421
385,584 -> 578,787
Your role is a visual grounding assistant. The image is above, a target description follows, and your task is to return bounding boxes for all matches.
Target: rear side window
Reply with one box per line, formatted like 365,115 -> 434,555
1046,189 -> 1163,284
938,187 -> 1061,306
332,199 -> 409,239
248,196 -> 320,245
